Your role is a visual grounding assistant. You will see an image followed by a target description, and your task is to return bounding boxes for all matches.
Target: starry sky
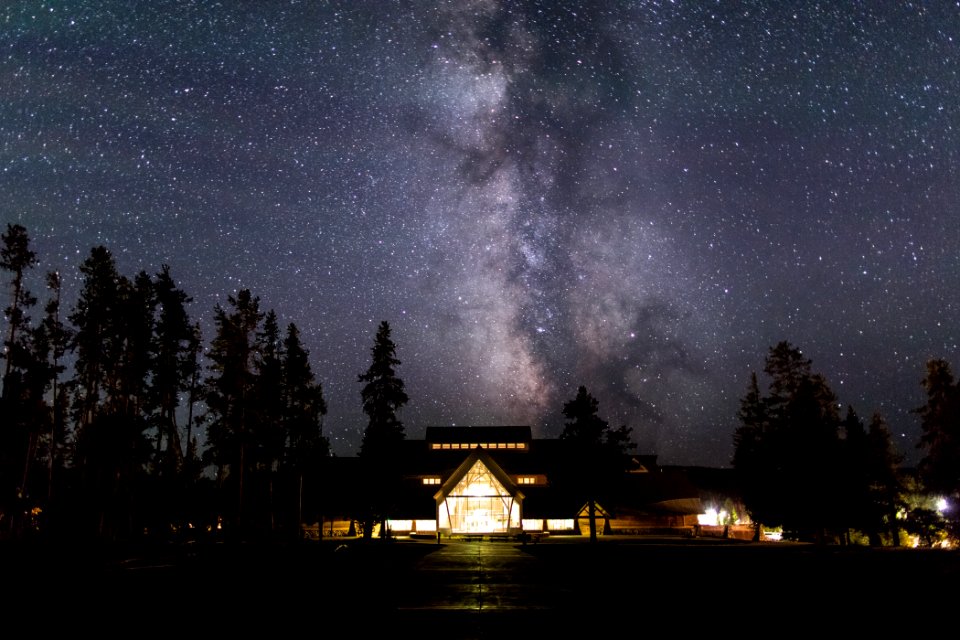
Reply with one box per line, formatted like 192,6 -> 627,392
3,1 -> 958,467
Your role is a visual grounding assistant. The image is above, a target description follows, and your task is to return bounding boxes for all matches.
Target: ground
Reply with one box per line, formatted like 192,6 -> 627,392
3,535 -> 956,636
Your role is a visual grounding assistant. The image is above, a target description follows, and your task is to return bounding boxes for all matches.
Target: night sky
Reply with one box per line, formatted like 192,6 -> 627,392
3,1 -> 958,467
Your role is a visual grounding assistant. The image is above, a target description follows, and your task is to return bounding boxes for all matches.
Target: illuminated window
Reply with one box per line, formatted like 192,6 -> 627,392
547,519 -> 574,530
422,477 -> 441,485
522,519 -> 544,531
387,520 -> 412,531
431,441 -> 528,451
517,476 -> 537,485
414,520 -> 437,533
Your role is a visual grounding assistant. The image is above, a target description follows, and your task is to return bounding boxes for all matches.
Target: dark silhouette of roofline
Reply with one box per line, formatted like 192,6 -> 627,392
425,425 -> 532,444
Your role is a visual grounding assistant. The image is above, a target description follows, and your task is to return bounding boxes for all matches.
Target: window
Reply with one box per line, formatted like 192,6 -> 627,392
439,460 -> 520,534
547,519 -> 575,531
415,520 -> 437,533
517,476 -> 537,485
422,477 -> 441,485
431,441 -> 528,450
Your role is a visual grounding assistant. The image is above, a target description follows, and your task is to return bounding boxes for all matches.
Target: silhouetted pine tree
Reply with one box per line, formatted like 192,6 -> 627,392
204,289 -> 263,536
281,322 -> 328,538
559,385 -> 635,543
915,358 -> 960,536
357,320 -> 408,539
1,223 -> 39,537
149,265 -> 193,475
253,309 -> 285,533
145,265 -> 196,535
38,270 -> 72,528
1,224 -> 37,382
733,341 -> 847,543
183,322 -> 203,471
70,246 -> 122,432
732,371 -> 771,539
865,412 -> 904,545
839,406 -> 872,542
69,248 -> 153,539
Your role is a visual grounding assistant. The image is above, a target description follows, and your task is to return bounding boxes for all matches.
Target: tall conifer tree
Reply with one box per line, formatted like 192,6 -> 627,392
559,386 -> 634,543
282,322 -> 328,537
204,289 -> 263,535
357,320 -> 408,539
0,223 -> 38,536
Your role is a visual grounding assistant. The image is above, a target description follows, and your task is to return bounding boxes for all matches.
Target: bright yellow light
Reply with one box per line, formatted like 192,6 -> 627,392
387,520 -> 412,531
442,460 -> 518,533
415,520 -> 436,532
697,508 -> 719,526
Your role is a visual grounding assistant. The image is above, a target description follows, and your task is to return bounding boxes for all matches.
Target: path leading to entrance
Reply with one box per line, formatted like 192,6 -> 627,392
388,538 -> 574,638
395,539 -> 562,612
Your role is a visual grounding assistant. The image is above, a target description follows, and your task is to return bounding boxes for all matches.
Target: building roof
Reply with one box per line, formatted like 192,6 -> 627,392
424,425 -> 532,444
320,427 -> 704,521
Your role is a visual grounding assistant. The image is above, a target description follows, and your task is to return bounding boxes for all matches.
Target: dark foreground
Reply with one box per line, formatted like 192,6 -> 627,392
5,536 -> 958,636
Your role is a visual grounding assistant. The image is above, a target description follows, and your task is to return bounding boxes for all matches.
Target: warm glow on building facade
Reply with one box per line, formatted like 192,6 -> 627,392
314,425 -> 703,539
438,459 -> 521,534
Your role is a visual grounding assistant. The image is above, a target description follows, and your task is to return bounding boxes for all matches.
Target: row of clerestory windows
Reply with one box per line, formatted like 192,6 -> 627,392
430,442 -> 527,450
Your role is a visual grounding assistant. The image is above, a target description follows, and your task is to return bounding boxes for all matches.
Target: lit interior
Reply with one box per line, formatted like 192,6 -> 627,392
431,442 -> 527,450
522,519 -> 544,531
440,459 -> 520,533
414,519 -> 437,532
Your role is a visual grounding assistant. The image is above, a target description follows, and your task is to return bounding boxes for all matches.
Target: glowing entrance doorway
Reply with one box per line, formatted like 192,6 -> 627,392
438,459 -> 520,534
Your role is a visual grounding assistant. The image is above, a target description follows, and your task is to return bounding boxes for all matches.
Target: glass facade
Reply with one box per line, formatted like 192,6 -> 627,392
439,459 -> 520,534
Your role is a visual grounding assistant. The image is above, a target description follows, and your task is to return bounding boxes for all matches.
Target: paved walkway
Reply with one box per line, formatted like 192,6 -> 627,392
387,539 -> 575,637
395,539 -> 560,612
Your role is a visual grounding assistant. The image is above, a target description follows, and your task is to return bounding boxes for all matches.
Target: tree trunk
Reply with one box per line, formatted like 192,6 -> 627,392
298,473 -> 304,541
889,509 -> 900,547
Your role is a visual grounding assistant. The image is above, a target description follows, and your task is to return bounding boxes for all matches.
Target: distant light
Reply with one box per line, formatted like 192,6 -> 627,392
936,498 -> 949,513
697,508 -> 719,526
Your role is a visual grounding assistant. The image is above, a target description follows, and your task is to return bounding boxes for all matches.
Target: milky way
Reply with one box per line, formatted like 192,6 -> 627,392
2,1 -> 958,466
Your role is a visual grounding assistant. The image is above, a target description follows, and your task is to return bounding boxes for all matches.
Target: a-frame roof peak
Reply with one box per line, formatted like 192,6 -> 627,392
434,447 -> 525,503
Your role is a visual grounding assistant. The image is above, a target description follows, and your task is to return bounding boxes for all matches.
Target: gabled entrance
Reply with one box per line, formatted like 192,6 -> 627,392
576,501 -> 611,536
435,449 -> 523,536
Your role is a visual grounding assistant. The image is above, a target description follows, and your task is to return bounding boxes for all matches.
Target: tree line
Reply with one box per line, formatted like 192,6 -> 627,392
1,223 -> 330,541
3,222 -> 958,546
733,341 -> 960,545
0,221 -> 635,545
